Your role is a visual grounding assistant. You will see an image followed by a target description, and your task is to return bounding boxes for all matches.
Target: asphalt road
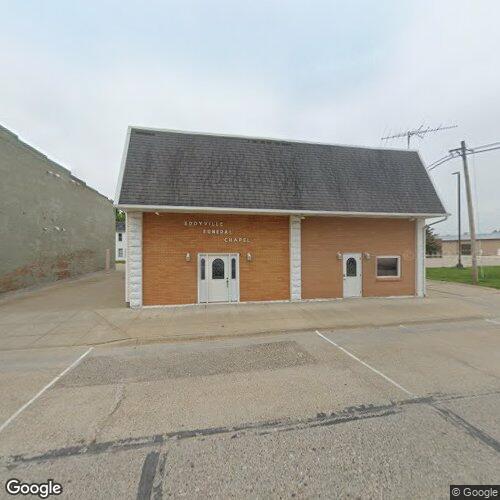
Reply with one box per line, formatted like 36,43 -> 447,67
1,316 -> 499,499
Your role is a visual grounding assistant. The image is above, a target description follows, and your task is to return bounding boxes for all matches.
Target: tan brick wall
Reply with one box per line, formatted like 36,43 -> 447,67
301,217 -> 416,299
480,240 -> 500,255
441,241 -> 459,256
442,239 -> 500,256
142,212 -> 290,305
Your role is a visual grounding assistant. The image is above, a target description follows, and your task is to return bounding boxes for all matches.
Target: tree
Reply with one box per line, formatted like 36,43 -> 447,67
115,209 -> 125,222
426,226 -> 441,256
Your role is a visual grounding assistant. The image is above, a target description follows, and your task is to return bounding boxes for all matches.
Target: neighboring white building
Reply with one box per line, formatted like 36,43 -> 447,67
116,221 -> 126,261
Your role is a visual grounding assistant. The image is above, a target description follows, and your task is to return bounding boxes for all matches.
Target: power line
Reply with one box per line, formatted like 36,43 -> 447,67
427,154 -> 455,171
470,141 -> 500,151
427,140 -> 500,171
427,153 -> 460,171
469,145 -> 500,155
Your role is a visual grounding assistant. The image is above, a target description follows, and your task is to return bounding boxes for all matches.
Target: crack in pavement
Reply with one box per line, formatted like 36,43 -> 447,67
134,448 -> 167,500
88,384 -> 126,444
5,390 -> 499,469
136,450 -> 161,500
430,402 -> 500,454
152,451 -> 168,500
136,451 -> 165,500
1,398 -> 421,468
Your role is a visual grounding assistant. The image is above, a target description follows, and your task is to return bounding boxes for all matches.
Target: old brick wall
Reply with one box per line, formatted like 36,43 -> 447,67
0,125 -> 115,294
142,212 -> 290,305
301,217 -> 416,298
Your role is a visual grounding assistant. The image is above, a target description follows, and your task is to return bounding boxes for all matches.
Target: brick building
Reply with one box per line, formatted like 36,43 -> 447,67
115,127 -> 446,308
440,232 -> 500,256
0,124 -> 115,294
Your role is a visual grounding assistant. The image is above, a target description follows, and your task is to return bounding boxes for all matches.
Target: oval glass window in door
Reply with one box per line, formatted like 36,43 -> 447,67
212,258 -> 225,279
346,257 -> 357,277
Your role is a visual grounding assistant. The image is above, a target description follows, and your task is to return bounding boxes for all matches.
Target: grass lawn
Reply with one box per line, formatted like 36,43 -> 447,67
427,265 -> 500,289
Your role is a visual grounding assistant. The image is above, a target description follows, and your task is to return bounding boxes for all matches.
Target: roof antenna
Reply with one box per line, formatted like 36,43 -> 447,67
381,124 -> 457,149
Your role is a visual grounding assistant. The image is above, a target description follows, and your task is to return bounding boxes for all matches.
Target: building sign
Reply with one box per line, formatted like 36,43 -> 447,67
183,220 -> 251,244
184,220 -> 224,228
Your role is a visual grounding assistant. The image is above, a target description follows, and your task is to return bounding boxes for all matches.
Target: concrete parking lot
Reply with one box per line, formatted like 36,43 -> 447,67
1,266 -> 499,350
0,270 -> 499,498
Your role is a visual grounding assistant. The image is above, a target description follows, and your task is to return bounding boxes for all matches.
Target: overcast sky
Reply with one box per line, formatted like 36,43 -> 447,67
1,0 -> 499,235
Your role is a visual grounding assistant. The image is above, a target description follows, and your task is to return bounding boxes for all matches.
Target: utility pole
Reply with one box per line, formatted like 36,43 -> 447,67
456,141 -> 478,284
428,138 -> 500,284
452,171 -> 463,268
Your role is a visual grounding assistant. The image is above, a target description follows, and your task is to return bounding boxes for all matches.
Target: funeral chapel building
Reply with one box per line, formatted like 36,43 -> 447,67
115,127 -> 446,308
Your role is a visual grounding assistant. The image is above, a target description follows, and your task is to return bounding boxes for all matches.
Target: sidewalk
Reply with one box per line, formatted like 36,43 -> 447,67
0,268 -> 498,350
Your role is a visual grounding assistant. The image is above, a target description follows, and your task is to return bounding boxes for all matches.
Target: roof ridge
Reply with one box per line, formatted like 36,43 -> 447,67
128,125 -> 419,154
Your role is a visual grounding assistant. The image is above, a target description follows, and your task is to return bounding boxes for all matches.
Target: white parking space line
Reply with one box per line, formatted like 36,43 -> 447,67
316,330 -> 415,397
0,347 -> 93,434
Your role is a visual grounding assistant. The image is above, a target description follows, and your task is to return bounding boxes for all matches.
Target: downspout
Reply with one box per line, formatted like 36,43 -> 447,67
426,216 -> 448,229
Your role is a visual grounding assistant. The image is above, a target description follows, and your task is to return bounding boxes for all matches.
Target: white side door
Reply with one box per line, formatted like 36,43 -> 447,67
343,253 -> 362,298
207,255 -> 230,302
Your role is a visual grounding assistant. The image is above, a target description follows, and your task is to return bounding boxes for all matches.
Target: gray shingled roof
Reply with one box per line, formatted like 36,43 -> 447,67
117,128 -> 446,215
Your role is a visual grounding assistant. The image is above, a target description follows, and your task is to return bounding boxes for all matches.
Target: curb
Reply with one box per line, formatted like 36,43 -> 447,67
0,314 -> 490,352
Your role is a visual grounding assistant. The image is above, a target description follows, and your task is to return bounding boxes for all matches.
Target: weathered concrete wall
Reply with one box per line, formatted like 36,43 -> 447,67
0,125 -> 115,293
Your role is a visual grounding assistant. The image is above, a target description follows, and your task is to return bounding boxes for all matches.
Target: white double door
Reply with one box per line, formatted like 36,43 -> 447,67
343,253 -> 362,298
199,254 -> 239,303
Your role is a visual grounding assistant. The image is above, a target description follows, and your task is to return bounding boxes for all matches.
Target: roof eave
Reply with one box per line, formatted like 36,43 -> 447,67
114,203 -> 448,219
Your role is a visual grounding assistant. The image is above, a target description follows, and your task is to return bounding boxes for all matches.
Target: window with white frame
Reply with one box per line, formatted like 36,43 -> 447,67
118,248 -> 124,258
118,233 -> 123,242
376,256 -> 400,277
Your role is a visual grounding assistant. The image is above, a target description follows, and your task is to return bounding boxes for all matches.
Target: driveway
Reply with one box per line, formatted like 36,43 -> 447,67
1,270 -> 499,498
